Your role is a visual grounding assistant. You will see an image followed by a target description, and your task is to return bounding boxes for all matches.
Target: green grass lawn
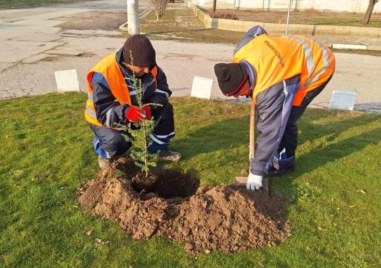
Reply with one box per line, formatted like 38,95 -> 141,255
1,93 -> 381,267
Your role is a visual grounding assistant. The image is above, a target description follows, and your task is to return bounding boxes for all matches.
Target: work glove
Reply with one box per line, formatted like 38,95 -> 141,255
246,173 -> 263,191
125,106 -> 145,122
143,105 -> 152,120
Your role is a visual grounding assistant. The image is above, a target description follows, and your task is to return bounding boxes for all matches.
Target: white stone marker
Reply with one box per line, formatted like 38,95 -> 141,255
54,69 -> 80,92
332,44 -> 367,50
329,91 -> 357,111
191,76 -> 213,100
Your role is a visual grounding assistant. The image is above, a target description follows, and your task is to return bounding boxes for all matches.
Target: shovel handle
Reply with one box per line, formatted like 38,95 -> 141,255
237,103 -> 269,192
249,102 -> 255,160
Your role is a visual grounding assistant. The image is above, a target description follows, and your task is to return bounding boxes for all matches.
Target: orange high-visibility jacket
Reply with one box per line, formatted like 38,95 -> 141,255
84,52 -> 157,127
233,34 -> 335,106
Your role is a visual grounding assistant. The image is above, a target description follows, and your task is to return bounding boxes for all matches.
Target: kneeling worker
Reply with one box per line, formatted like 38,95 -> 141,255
214,26 -> 335,191
84,34 -> 181,168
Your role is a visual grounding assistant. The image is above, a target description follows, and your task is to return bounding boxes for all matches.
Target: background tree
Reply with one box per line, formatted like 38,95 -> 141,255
212,0 -> 217,17
151,0 -> 169,21
363,0 -> 379,24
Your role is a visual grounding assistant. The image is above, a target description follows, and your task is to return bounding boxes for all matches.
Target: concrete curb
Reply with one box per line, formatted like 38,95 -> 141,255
187,2 -> 381,48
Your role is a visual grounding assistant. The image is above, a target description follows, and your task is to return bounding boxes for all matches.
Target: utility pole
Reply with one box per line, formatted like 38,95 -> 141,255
127,0 -> 140,35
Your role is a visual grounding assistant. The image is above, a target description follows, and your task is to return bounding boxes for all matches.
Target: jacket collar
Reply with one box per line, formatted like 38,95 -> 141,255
240,60 -> 256,93
116,48 -> 134,77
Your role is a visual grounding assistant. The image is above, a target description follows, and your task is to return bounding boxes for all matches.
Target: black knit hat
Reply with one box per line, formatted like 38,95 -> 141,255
214,63 -> 248,96
123,34 -> 156,67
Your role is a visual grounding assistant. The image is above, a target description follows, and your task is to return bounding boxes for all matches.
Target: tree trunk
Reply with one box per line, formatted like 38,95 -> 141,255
212,0 -> 217,17
151,0 -> 169,20
362,0 -> 378,24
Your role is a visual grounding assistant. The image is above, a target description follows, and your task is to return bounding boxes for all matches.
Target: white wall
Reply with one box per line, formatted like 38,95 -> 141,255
189,0 -> 381,13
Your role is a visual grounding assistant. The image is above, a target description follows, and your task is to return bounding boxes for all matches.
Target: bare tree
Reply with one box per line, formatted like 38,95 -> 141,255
362,0 -> 379,24
151,0 -> 169,20
212,0 -> 217,17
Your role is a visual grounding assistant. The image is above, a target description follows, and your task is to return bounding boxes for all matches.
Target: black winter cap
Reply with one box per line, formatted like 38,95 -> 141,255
123,34 -> 156,67
214,63 -> 247,96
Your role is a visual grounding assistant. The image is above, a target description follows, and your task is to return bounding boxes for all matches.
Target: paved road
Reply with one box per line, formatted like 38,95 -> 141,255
1,0 -> 381,113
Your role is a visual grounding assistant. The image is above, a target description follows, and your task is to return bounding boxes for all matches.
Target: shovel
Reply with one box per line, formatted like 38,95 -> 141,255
234,102 -> 269,191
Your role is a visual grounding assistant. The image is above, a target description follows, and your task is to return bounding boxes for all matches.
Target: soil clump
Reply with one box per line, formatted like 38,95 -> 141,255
77,157 -> 291,254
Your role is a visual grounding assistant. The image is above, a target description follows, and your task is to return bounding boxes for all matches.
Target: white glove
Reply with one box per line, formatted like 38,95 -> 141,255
246,173 -> 263,191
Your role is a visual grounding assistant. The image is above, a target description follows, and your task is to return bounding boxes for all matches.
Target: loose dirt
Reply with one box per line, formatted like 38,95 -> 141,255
77,157 -> 291,254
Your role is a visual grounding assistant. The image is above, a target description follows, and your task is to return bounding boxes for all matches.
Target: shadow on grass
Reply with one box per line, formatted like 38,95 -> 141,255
299,126 -> 381,172
174,109 -> 380,166
171,115 -> 249,160
300,110 -> 380,152
273,110 -> 381,202
173,108 -> 381,201
297,111 -> 381,177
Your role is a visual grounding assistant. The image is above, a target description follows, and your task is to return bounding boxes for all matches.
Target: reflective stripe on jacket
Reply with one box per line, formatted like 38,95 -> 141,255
84,52 -> 158,126
233,34 -> 335,106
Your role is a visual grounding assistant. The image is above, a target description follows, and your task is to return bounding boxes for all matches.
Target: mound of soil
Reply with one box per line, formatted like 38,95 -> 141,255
77,157 -> 291,254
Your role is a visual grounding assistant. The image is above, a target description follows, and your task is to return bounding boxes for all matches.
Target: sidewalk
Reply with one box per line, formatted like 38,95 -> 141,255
186,2 -> 381,51
0,0 -> 380,113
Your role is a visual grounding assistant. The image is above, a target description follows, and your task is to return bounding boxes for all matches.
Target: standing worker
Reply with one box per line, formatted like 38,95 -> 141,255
214,26 -> 335,191
84,34 -> 181,168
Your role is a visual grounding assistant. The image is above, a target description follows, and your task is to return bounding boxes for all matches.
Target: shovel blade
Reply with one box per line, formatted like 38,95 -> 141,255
235,176 -> 247,184
234,176 -> 269,192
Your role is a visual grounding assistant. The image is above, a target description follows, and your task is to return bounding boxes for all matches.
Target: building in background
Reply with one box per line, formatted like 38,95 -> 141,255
189,0 -> 381,13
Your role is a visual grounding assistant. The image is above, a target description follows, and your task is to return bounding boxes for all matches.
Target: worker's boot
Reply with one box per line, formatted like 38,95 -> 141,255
268,156 -> 295,176
158,149 -> 182,162
98,155 -> 112,169
267,165 -> 295,176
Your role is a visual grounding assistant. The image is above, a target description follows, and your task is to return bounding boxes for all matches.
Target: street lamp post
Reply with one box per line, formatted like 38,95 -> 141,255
127,0 -> 140,35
